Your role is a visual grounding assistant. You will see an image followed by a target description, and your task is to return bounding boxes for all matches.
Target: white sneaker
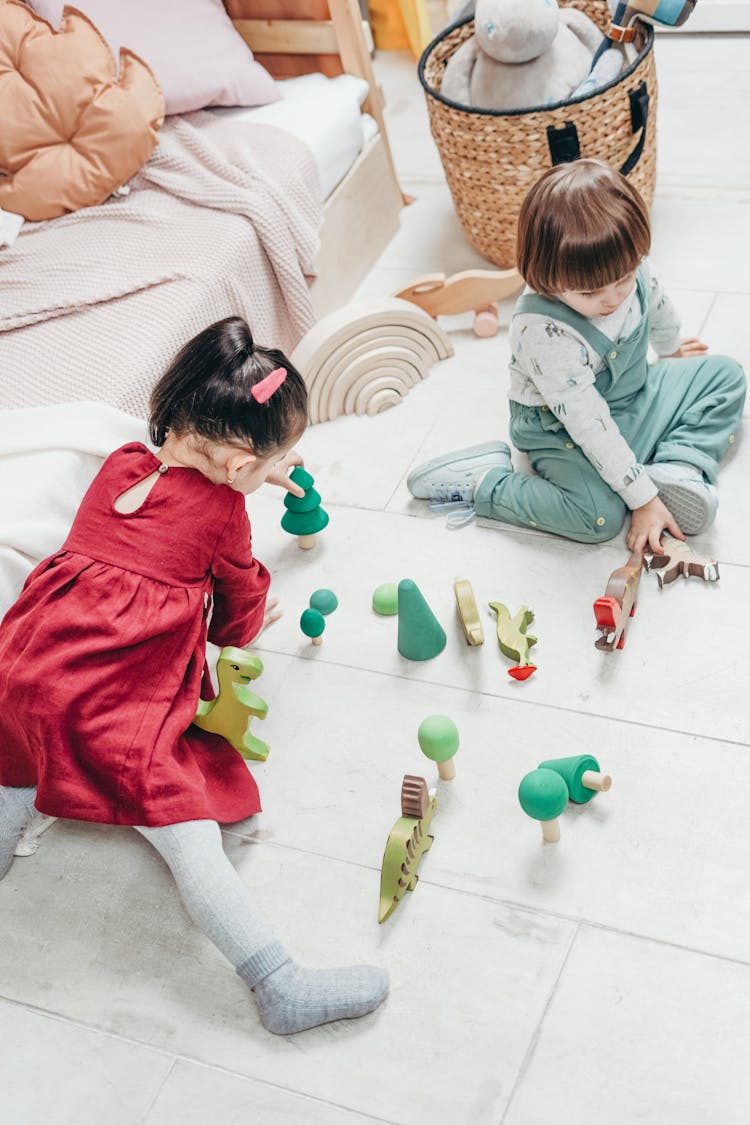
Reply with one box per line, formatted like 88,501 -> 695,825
647,461 -> 718,535
407,442 -> 513,503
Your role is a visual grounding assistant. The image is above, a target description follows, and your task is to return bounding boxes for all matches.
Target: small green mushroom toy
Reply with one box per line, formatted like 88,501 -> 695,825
300,607 -> 325,646
309,588 -> 338,616
418,714 -> 459,780
538,754 -> 612,804
518,768 -> 568,843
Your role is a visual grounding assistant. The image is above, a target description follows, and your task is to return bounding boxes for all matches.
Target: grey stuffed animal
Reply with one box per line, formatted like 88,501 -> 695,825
441,0 -> 604,111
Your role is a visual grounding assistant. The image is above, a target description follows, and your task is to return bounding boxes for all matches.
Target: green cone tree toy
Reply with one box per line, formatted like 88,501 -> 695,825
281,466 -> 329,550
397,578 -> 446,660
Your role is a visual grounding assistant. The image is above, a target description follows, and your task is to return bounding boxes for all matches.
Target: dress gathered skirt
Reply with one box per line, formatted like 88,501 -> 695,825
0,443 -> 270,826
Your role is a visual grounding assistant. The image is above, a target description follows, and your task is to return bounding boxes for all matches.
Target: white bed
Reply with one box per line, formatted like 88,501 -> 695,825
0,0 -> 404,418
212,72 -> 378,200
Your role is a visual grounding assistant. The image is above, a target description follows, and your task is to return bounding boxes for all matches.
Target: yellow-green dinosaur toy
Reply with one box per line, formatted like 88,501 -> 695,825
193,646 -> 269,761
488,602 -> 538,680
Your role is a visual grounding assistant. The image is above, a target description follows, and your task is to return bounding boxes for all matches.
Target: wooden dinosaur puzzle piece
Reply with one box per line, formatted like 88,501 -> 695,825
395,268 -> 523,337
644,533 -> 719,588
454,578 -> 484,645
489,602 -> 537,679
594,551 -> 643,652
378,774 -> 437,923
193,646 -> 270,761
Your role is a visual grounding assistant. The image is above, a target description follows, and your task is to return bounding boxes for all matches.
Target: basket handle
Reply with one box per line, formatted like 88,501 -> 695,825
546,81 -> 651,176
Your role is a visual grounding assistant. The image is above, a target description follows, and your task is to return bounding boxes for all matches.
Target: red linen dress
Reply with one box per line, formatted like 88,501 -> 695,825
0,443 -> 270,826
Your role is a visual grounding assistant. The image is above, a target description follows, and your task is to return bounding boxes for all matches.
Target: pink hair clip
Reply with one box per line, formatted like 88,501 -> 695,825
251,367 -> 287,404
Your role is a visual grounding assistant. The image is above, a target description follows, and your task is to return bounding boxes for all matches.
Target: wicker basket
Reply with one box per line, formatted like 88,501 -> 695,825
418,0 -> 658,269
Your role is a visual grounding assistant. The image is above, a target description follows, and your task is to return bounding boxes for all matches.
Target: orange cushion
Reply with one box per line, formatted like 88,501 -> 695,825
0,2 -> 164,221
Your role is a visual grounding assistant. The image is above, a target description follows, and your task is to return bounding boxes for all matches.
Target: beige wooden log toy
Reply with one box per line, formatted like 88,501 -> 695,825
395,268 -> 523,337
454,578 -> 484,645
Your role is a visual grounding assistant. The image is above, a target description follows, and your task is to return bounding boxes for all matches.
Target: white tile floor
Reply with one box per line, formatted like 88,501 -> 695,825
2,32 -> 750,1125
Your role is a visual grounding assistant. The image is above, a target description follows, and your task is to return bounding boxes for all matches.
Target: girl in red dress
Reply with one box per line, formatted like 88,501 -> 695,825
0,317 -> 388,1035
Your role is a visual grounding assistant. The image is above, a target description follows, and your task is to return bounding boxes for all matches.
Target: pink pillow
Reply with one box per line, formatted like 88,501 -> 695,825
28,0 -> 279,114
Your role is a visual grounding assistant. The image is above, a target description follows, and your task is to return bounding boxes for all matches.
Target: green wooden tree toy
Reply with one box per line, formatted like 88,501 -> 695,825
518,768 -> 568,843
193,646 -> 270,761
397,578 -> 446,660
379,774 -> 437,923
281,466 -> 329,550
489,602 -> 537,680
538,754 -> 612,804
418,714 -> 459,780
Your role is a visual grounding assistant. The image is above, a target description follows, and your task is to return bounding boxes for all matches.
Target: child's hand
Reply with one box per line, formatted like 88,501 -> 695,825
259,597 -> 283,634
627,497 -> 685,555
668,337 -> 708,358
265,449 -> 305,497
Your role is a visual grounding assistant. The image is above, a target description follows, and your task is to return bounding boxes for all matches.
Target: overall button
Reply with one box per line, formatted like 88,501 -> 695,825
529,520 -> 537,527
729,434 -> 736,444
596,516 -> 606,527
540,405 -> 549,412
565,442 -> 574,449
610,350 -> 618,359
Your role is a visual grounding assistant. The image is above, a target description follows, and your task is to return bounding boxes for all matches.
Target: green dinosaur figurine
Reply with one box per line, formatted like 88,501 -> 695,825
193,646 -> 270,761
489,602 -> 538,680
378,775 -> 438,924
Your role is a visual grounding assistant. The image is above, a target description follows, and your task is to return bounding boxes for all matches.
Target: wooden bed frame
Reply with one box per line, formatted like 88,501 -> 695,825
227,0 -> 405,318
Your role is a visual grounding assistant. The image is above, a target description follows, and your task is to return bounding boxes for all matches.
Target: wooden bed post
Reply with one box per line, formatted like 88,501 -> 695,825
327,0 -> 408,204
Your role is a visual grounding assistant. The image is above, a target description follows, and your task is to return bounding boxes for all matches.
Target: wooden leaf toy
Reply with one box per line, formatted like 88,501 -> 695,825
378,775 -> 437,923
594,551 -> 643,652
644,533 -> 719,588
489,602 -> 537,679
454,578 -> 484,645
193,646 -> 270,761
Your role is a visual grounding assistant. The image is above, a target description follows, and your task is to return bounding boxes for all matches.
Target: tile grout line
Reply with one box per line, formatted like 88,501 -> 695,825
0,994 -> 401,1125
498,923 -> 581,1125
251,646 -> 750,749
219,831 -> 750,973
139,1055 -> 179,1125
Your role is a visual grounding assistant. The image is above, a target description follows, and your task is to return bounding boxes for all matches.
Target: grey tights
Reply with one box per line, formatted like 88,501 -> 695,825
0,787 -> 388,1034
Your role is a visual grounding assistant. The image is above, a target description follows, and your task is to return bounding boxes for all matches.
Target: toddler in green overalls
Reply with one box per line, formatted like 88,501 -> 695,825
408,160 -> 745,554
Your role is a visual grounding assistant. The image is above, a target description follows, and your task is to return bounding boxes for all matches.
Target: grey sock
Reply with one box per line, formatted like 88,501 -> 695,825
250,959 -> 389,1036
0,785 -> 38,880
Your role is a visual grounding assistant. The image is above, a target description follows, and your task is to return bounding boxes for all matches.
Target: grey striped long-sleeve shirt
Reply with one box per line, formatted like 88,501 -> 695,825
508,258 -> 682,510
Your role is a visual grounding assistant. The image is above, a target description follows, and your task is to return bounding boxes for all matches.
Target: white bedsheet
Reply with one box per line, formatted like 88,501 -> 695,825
210,73 -> 377,199
0,403 -> 148,616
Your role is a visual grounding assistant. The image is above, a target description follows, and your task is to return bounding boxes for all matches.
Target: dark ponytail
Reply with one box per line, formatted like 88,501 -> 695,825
149,317 -> 308,455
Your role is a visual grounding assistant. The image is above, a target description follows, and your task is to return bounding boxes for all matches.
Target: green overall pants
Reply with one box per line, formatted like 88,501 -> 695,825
474,275 -> 746,543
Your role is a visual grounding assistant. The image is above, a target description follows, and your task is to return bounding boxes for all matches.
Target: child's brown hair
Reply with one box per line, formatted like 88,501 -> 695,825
516,159 -> 651,297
